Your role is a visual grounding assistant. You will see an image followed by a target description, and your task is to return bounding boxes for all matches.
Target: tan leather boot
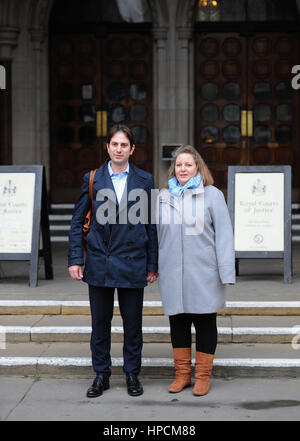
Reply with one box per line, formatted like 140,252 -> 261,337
168,347 -> 191,393
192,352 -> 214,396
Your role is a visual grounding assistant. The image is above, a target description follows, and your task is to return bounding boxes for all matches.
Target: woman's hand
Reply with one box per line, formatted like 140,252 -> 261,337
68,265 -> 83,280
147,271 -> 158,283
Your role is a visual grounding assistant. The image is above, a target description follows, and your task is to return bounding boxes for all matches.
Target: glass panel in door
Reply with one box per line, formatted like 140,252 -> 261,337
195,31 -> 300,198
247,33 -> 300,198
195,33 -> 248,191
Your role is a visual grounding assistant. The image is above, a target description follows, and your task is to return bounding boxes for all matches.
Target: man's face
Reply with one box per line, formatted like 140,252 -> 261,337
107,131 -> 135,169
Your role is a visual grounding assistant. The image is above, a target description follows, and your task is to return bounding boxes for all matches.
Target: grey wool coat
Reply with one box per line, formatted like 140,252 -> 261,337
156,183 -> 235,316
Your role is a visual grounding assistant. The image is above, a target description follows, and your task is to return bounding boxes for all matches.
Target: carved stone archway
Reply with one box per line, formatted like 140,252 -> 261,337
28,0 -> 54,34
27,0 -> 162,189
176,0 -> 195,30
28,0 -> 162,42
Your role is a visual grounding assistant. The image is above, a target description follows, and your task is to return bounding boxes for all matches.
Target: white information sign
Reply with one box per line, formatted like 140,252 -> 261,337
0,173 -> 36,253
234,173 -> 284,252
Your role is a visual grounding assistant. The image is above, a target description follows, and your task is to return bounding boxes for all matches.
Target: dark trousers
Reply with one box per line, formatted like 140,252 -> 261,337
88,285 -> 144,376
169,313 -> 217,355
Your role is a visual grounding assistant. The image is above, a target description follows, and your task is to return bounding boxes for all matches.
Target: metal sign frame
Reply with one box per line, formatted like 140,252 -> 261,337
0,165 -> 53,287
227,165 -> 292,283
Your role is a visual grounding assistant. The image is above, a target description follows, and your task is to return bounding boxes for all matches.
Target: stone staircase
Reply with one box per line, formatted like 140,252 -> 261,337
1,206 -> 300,378
49,204 -> 73,243
49,203 -> 300,243
1,300 -> 300,377
293,203 -> 300,242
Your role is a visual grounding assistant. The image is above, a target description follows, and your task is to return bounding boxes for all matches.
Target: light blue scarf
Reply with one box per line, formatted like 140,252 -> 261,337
168,173 -> 202,197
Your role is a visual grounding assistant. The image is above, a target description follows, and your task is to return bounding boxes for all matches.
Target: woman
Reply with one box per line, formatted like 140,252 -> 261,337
156,145 -> 235,396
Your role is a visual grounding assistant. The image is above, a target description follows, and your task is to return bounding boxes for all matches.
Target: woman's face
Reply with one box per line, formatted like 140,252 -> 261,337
175,153 -> 198,186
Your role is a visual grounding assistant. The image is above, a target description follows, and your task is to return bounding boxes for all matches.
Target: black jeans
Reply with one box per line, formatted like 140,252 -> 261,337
169,313 -> 217,355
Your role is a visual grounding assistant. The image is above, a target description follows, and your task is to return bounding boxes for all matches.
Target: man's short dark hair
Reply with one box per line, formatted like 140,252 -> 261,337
107,124 -> 135,147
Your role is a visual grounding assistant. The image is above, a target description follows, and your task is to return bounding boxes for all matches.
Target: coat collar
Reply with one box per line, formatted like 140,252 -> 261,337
94,160 -> 149,214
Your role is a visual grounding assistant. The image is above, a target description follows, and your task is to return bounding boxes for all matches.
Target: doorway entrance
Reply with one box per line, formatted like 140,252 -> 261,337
49,1 -> 153,202
195,31 -> 300,199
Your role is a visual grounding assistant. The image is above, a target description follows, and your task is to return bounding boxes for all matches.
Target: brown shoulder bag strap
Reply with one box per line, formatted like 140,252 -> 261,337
89,169 -> 97,213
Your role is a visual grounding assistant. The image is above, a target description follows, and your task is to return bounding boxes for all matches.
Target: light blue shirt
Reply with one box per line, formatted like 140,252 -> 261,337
108,161 -> 129,204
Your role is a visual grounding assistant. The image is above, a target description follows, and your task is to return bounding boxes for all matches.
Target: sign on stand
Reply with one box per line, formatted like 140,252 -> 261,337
227,166 -> 292,283
0,166 -> 53,286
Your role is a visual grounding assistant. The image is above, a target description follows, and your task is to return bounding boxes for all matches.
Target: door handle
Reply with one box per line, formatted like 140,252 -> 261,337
241,110 -> 247,137
240,110 -> 253,137
96,110 -> 108,137
247,110 -> 253,137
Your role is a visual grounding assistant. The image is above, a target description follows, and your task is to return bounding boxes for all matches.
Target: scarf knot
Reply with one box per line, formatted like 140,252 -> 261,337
168,173 -> 202,197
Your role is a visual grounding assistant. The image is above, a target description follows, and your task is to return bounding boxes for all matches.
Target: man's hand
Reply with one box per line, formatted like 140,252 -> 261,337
68,265 -> 83,281
147,271 -> 158,283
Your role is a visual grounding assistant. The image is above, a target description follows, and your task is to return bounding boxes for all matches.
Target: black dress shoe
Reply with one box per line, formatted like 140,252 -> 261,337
126,373 -> 144,396
86,374 -> 110,398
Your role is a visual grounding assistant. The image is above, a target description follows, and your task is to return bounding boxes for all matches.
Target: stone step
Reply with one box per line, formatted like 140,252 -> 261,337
0,342 -> 299,377
49,214 -> 73,221
1,315 -> 299,344
1,326 -> 299,344
48,204 -> 300,242
50,225 -> 71,232
1,300 -> 300,316
51,204 -> 74,211
1,314 -> 298,327
50,236 -> 69,242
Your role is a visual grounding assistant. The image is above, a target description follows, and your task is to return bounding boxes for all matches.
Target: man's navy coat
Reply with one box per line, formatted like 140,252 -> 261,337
68,161 -> 158,288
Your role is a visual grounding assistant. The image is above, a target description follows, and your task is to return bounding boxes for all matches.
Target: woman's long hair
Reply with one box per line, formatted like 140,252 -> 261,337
164,145 -> 214,188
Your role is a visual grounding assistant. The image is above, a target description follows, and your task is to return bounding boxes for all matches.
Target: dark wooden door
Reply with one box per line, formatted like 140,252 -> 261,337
50,32 -> 153,202
195,32 -> 300,199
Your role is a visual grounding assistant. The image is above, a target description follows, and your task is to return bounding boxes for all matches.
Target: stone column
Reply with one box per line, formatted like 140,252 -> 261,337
177,26 -> 194,147
29,28 -> 47,166
152,26 -> 169,187
0,26 -> 19,165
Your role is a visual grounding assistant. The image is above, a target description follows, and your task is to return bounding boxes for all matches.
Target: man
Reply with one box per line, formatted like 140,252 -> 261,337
68,124 -> 158,398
